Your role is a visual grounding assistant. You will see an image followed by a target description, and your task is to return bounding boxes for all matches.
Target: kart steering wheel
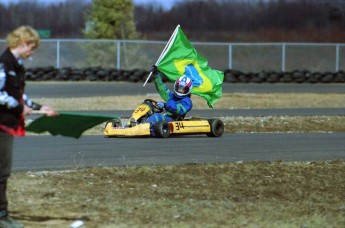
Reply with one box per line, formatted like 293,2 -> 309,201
144,98 -> 164,113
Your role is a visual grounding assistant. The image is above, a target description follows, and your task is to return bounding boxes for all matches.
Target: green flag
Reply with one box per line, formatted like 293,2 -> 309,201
26,111 -> 116,139
157,25 -> 224,108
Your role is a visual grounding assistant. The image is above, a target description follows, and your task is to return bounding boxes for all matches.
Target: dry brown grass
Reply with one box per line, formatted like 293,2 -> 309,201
9,161 -> 345,228
223,116 -> 345,133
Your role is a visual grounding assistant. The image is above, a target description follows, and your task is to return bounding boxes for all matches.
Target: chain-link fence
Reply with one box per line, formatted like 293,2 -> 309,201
1,39 -> 345,72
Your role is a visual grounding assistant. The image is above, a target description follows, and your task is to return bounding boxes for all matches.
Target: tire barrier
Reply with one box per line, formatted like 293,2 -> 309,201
25,67 -> 345,83
223,69 -> 345,83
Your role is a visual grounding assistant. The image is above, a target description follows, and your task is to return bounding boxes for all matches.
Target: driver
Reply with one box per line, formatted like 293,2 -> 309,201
147,65 -> 193,136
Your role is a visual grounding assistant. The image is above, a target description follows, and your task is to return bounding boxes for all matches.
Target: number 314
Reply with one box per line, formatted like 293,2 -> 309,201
175,122 -> 185,130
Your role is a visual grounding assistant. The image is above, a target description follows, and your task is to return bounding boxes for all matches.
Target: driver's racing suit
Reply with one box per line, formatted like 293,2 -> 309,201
146,72 -> 192,135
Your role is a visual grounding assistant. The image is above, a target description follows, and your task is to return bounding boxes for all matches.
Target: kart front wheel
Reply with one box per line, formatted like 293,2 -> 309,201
154,121 -> 171,138
207,119 -> 224,137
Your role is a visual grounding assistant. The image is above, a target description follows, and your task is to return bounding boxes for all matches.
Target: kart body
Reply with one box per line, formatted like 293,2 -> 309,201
103,99 -> 224,138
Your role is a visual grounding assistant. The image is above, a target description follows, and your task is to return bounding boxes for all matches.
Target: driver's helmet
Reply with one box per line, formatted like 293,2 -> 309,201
174,75 -> 193,97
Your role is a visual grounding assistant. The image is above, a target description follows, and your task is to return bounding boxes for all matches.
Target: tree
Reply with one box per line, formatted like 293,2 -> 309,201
81,0 -> 151,69
84,0 -> 139,39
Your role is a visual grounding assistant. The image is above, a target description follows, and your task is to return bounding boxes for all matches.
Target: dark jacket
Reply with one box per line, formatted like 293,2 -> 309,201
0,48 -> 25,130
0,48 -> 40,132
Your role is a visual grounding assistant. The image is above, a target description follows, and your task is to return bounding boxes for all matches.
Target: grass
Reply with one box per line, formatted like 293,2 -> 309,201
10,89 -> 345,227
9,161 -> 345,227
223,116 -> 345,133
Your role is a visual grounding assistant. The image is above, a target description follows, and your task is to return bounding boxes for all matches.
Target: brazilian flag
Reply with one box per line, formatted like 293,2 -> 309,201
157,25 -> 224,108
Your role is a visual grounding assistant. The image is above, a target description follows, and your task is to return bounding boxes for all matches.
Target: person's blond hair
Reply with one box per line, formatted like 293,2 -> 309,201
6,26 -> 40,49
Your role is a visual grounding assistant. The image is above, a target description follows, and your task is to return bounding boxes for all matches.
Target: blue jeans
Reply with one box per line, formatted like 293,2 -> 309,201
0,130 -> 13,215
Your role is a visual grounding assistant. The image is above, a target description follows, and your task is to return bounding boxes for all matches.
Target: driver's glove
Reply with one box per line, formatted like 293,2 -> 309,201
150,65 -> 159,78
157,102 -> 165,109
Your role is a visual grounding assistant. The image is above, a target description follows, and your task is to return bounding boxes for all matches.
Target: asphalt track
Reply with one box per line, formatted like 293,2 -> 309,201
13,133 -> 345,171
12,82 -> 345,171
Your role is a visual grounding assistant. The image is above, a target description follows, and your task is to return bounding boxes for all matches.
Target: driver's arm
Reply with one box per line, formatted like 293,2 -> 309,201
153,72 -> 171,102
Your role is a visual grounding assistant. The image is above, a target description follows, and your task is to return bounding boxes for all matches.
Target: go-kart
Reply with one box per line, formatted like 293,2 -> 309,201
103,99 -> 224,138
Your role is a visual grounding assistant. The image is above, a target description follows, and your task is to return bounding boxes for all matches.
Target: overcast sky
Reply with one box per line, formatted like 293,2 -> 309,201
0,0 -> 178,10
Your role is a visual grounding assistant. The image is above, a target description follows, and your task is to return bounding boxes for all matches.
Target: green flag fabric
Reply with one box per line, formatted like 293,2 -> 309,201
157,25 -> 224,108
26,111 -> 116,139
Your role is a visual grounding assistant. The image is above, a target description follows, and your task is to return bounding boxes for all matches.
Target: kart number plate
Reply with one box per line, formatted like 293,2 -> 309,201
174,122 -> 185,131
134,107 -> 147,113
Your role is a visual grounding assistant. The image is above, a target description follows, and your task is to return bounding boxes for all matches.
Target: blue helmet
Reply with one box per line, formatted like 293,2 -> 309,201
174,75 -> 193,97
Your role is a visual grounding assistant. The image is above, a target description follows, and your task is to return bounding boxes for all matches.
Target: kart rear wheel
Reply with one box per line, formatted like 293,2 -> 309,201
207,119 -> 224,137
154,121 -> 171,138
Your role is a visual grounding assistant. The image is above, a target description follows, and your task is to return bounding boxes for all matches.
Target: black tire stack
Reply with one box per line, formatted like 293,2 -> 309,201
25,66 -> 345,83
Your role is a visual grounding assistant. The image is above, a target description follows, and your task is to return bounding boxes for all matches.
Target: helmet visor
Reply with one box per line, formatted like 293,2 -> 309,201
175,83 -> 189,94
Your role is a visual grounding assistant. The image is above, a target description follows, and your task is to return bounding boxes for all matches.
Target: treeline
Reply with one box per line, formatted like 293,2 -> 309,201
0,0 -> 90,38
135,0 -> 345,42
0,0 -> 345,42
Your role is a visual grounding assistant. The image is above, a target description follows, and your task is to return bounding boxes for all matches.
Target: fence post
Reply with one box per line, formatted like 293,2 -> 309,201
336,44 -> 339,72
282,43 -> 286,72
117,40 -> 121,69
56,40 -> 60,68
228,44 -> 232,69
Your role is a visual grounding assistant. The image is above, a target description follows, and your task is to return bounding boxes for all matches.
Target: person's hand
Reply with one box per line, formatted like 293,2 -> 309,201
40,105 -> 58,117
23,105 -> 33,116
150,65 -> 158,74
157,102 -> 165,109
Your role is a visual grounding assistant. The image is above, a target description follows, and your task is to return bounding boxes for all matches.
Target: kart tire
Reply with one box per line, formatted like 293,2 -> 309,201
207,119 -> 224,137
154,121 -> 171,138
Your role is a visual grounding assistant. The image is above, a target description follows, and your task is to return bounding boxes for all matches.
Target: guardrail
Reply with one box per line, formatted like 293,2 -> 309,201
1,39 -> 345,72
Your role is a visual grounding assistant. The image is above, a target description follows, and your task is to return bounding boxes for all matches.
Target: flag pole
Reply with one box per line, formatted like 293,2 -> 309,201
143,24 -> 180,87
156,24 -> 180,64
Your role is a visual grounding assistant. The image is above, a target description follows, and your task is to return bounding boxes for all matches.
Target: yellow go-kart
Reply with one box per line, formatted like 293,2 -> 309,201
103,99 -> 224,138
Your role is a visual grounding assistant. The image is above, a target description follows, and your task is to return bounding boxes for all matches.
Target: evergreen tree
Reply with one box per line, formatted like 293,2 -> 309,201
84,0 -> 139,39
80,0 -> 150,69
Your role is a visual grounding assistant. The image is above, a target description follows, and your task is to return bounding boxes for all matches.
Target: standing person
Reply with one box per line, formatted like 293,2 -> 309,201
144,65 -> 193,136
0,26 -> 57,228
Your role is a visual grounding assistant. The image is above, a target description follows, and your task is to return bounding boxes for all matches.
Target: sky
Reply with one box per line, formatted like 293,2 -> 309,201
0,0 -> 178,10
134,0 -> 177,10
